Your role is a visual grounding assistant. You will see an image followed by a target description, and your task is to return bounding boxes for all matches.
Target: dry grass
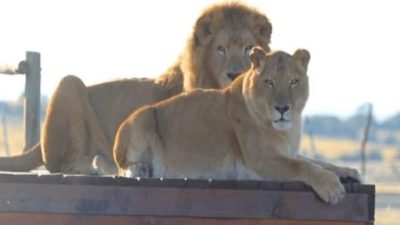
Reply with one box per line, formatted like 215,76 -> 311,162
301,136 -> 361,159
376,182 -> 400,194
0,120 -> 24,156
300,136 -> 399,161
375,207 -> 400,225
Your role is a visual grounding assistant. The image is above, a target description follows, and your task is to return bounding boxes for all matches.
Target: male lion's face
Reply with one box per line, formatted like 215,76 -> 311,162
207,29 -> 262,88
185,4 -> 273,91
245,47 -> 310,131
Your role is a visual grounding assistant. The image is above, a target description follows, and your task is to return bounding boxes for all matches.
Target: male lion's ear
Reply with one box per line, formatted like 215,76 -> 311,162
253,16 -> 272,51
293,49 -> 311,70
194,13 -> 214,46
250,46 -> 266,71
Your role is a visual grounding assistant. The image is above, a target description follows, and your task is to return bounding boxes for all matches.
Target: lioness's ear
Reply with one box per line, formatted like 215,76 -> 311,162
293,49 -> 311,70
250,46 -> 266,71
194,13 -> 214,46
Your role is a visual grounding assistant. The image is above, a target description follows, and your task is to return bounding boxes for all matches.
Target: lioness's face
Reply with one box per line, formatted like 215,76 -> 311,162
207,29 -> 263,88
247,48 -> 310,131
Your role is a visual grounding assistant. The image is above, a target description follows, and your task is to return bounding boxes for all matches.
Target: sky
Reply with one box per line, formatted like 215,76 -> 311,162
0,0 -> 399,121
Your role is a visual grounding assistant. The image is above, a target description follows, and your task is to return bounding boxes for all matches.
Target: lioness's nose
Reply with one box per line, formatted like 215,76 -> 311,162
274,104 -> 290,114
227,72 -> 241,81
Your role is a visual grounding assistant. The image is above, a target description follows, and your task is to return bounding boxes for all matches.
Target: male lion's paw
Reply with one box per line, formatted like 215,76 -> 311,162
130,162 -> 152,178
119,163 -> 152,178
312,171 -> 345,204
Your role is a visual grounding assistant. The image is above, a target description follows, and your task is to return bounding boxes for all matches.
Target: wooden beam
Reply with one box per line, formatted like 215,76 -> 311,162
23,52 -> 41,151
0,213 -> 368,225
0,173 -> 375,223
0,183 -> 371,221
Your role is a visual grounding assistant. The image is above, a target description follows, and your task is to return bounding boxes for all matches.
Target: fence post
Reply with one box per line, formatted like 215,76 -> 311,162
360,103 -> 373,180
24,52 -> 41,151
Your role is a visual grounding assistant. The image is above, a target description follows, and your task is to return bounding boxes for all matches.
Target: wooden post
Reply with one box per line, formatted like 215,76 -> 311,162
23,52 -> 41,151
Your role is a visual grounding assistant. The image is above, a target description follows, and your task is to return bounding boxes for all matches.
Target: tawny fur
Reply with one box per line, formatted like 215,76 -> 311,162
113,48 -> 360,204
0,2 -> 272,174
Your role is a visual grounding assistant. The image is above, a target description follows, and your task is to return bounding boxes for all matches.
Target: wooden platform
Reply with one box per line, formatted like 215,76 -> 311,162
0,173 -> 375,225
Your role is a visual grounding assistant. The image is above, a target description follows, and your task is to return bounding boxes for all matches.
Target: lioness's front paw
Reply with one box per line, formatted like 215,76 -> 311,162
336,167 -> 362,183
312,171 -> 345,204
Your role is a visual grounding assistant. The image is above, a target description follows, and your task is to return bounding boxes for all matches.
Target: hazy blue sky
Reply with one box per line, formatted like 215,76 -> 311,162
0,0 -> 399,121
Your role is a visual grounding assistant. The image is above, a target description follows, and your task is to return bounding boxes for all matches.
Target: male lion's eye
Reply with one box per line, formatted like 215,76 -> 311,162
264,79 -> 274,87
290,79 -> 300,87
217,45 -> 226,55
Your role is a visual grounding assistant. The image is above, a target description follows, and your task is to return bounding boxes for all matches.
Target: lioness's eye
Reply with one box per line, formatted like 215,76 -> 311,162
264,79 -> 274,87
244,45 -> 254,53
217,46 -> 226,55
290,79 -> 300,87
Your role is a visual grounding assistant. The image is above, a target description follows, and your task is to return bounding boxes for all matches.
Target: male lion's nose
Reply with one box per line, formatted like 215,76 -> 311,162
227,72 -> 241,81
274,104 -> 290,114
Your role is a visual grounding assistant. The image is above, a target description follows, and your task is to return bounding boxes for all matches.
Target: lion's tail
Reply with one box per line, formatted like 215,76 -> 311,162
113,120 -> 132,172
0,143 -> 43,171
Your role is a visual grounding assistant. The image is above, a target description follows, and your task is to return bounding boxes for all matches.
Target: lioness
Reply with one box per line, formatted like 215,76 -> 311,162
0,2 -> 272,174
113,47 -> 360,204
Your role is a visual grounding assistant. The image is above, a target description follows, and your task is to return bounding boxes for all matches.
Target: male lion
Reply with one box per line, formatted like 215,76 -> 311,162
0,2 -> 272,174
113,47 -> 360,204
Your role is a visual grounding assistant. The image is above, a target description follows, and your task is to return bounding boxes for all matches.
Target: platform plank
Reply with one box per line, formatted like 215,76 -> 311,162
0,173 -> 374,224
0,213 -> 367,225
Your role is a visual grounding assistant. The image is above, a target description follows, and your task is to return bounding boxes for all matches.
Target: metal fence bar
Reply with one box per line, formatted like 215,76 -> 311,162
360,103 -> 373,180
0,51 -> 41,152
0,61 -> 26,75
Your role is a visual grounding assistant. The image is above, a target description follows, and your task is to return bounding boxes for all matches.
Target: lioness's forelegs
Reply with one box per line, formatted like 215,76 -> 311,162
298,155 -> 361,182
251,155 -> 345,204
113,108 -> 159,178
